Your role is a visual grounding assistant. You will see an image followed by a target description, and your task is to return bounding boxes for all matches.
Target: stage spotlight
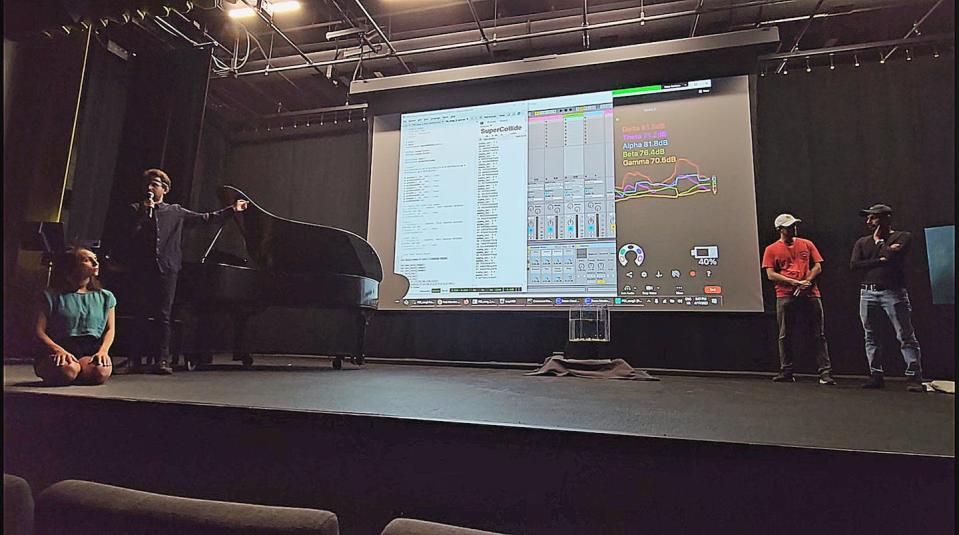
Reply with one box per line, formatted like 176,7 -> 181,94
933,47 -> 940,58
905,48 -> 912,61
829,53 -> 834,70
269,1 -> 301,14
228,6 -> 255,17
879,50 -> 886,64
110,11 -> 133,25
805,57 -> 811,73
228,0 -> 300,17
854,53 -> 860,67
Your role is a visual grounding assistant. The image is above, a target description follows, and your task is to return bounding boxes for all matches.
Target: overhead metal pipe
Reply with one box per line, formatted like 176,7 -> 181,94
228,0 -> 797,76
258,103 -> 369,121
774,0 -> 825,74
229,0 -> 929,78
170,9 -> 234,56
582,0 -> 589,49
759,32 -> 953,61
466,0 -> 494,58
353,0 -> 412,73
881,0 -> 945,62
740,1 -> 918,28
689,0 -> 705,38
239,0 -> 327,76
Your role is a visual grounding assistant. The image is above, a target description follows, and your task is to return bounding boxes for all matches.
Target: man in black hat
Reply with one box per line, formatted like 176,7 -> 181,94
850,204 -> 923,392
115,168 -> 248,374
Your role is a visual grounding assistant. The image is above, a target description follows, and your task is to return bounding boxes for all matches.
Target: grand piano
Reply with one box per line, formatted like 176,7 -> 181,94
175,185 -> 382,370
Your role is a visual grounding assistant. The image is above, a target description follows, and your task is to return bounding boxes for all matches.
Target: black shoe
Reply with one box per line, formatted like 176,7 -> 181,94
861,372 -> 884,389
818,372 -> 836,385
153,361 -> 174,375
113,358 -> 141,375
772,371 -> 795,382
905,376 -> 925,393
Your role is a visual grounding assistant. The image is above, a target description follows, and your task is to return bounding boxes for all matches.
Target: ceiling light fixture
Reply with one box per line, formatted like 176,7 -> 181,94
854,53 -> 860,67
228,0 -> 300,18
905,47 -> 912,61
805,57 -> 811,73
326,27 -> 364,40
933,47 -> 940,58
829,53 -> 834,70
879,50 -> 886,64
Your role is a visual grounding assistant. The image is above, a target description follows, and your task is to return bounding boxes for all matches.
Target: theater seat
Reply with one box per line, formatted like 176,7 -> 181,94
3,474 -> 34,535
35,480 -> 338,535
381,518 -> 507,535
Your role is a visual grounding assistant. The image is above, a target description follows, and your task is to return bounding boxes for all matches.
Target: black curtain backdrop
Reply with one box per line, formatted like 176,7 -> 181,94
63,38 -> 131,246
754,56 -> 955,379
2,34 -> 88,357
100,47 -> 212,258
178,124 -> 373,353
190,56 -> 954,378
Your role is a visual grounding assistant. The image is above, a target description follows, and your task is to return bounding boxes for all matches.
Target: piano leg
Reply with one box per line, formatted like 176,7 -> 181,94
349,309 -> 372,367
231,311 -> 254,369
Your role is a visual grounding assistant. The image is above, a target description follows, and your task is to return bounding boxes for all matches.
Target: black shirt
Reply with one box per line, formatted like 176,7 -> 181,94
849,230 -> 913,289
122,202 -> 234,275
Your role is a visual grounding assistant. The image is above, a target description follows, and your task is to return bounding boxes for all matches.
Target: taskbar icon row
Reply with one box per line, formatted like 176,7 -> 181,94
400,296 -> 724,307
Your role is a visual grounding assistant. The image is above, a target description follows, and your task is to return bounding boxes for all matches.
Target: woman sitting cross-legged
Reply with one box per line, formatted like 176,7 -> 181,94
34,247 -> 116,386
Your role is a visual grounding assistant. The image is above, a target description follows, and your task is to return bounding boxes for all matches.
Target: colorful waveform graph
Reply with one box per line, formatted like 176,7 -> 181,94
615,158 -> 718,201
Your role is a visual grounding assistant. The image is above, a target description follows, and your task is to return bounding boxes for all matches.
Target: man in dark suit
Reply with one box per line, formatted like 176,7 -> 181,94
117,168 -> 247,374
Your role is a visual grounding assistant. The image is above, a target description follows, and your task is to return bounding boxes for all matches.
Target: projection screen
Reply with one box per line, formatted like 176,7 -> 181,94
368,75 -> 763,312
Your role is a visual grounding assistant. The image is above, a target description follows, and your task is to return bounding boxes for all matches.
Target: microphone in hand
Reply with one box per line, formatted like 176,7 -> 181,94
146,191 -> 155,218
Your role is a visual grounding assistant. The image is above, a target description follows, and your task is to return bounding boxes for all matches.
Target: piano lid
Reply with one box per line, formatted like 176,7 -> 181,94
218,185 -> 383,282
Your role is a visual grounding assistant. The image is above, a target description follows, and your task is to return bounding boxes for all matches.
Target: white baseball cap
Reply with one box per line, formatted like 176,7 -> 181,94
774,213 -> 801,228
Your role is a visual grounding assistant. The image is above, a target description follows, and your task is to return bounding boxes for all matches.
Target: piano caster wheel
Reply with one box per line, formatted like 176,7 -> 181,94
241,355 -> 254,369
332,358 -> 343,370
186,353 -> 212,371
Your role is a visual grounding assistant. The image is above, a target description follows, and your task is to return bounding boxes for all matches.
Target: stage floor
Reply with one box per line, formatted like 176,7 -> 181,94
3,356 -> 954,457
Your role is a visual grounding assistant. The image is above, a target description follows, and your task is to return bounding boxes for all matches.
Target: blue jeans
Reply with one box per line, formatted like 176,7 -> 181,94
859,288 -> 922,377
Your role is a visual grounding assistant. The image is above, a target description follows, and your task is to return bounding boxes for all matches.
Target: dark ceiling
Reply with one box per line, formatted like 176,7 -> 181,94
5,0 -> 955,127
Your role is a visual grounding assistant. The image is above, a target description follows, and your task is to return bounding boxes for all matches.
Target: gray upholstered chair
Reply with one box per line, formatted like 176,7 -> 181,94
3,474 -> 35,535
35,479 -> 338,535
381,518 -> 508,535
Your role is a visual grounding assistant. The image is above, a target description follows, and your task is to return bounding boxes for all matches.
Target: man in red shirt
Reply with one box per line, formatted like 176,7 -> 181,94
761,213 -> 835,384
